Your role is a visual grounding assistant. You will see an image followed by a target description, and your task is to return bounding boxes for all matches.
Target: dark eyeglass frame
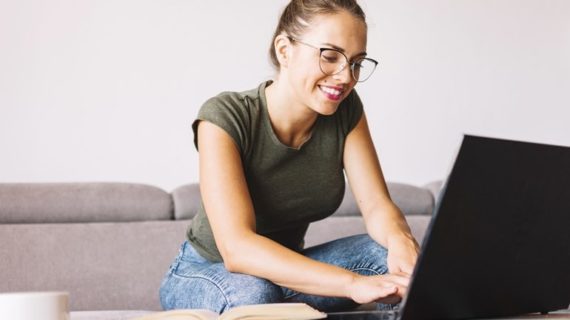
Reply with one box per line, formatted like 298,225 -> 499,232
288,36 -> 378,82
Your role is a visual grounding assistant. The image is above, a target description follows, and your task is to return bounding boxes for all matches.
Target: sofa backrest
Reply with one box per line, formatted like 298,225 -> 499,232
0,183 -> 173,223
0,183 -> 186,311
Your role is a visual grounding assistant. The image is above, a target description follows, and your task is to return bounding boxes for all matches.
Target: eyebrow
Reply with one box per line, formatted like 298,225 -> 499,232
322,42 -> 367,58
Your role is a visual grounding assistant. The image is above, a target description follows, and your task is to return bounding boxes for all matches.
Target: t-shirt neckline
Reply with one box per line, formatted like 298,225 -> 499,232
259,80 -> 319,151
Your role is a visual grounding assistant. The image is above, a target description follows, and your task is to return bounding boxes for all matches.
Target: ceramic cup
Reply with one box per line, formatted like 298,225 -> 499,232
0,291 -> 69,320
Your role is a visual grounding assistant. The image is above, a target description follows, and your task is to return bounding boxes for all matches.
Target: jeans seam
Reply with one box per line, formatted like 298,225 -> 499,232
351,267 -> 382,275
171,273 -> 231,309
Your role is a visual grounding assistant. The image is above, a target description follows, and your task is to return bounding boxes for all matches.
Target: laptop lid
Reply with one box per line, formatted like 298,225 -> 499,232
399,135 -> 570,320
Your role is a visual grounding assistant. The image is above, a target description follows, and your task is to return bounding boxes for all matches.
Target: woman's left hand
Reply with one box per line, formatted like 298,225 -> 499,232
386,235 -> 420,276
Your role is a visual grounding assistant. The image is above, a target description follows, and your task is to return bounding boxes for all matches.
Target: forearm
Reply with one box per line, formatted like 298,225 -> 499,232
224,232 -> 356,298
364,202 -> 415,248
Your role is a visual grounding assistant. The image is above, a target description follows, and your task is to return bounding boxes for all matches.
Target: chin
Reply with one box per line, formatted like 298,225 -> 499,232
313,102 -> 341,116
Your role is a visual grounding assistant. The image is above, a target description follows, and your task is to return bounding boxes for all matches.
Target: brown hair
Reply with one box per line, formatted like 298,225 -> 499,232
269,0 -> 367,70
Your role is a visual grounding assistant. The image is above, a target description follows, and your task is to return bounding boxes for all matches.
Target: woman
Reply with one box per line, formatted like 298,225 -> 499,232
160,0 -> 419,313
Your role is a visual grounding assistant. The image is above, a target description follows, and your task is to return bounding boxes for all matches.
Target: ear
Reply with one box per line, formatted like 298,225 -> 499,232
274,34 -> 292,69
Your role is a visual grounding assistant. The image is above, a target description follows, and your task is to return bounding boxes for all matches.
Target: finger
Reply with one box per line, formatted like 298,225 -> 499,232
394,283 -> 408,297
369,276 -> 408,298
384,273 -> 411,287
396,264 -> 415,276
376,294 -> 402,305
376,284 -> 398,297
391,271 -> 412,278
388,260 -> 416,275
385,278 -> 408,296
396,264 -> 414,278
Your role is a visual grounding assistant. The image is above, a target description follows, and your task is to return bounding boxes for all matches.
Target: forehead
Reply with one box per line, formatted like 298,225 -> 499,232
301,11 -> 367,54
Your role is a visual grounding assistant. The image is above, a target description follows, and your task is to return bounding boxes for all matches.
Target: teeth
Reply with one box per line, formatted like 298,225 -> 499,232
320,86 -> 342,96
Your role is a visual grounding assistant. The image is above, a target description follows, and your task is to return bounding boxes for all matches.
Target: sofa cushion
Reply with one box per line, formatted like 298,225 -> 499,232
0,183 -> 173,223
333,182 -> 435,217
305,215 -> 432,248
0,220 -> 188,311
171,183 -> 202,220
423,180 -> 444,203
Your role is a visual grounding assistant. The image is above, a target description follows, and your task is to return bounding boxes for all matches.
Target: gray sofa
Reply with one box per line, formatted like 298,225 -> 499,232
0,181 -> 441,320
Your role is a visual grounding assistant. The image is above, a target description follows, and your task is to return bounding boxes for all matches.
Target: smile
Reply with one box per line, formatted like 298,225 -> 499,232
318,85 -> 343,101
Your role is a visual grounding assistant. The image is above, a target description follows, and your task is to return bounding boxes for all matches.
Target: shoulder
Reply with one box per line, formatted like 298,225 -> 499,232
193,82 -> 267,154
196,83 -> 265,135
200,84 -> 264,118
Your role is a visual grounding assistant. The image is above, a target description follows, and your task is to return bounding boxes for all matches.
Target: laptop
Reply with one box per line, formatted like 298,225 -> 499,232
329,135 -> 570,320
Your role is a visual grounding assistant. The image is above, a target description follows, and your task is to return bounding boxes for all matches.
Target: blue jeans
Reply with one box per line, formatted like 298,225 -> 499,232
159,234 -> 392,313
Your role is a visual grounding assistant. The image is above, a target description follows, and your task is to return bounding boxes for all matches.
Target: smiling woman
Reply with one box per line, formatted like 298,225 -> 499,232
158,0 -> 420,314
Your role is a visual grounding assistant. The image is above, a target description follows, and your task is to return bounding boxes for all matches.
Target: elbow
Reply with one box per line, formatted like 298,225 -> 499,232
221,249 -> 239,272
217,238 -> 253,273
223,258 -> 240,273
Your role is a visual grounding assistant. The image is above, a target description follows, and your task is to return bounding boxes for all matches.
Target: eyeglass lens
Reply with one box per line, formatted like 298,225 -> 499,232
319,49 -> 377,82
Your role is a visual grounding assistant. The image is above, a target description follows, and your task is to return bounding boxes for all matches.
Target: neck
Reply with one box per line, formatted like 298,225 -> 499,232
265,79 -> 318,149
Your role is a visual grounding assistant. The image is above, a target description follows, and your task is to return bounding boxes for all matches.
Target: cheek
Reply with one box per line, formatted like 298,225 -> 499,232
291,55 -> 322,81
291,68 -> 324,98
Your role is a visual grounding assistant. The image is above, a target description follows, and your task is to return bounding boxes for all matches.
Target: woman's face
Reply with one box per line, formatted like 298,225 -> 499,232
286,10 -> 367,116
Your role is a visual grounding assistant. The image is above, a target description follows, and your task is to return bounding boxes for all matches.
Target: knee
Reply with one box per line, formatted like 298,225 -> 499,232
159,273 -> 229,312
348,234 -> 389,275
160,264 -> 283,313
226,274 -> 283,309
351,234 -> 388,256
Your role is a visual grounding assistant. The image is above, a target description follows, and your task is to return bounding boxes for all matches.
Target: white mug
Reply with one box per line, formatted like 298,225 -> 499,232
0,291 -> 69,320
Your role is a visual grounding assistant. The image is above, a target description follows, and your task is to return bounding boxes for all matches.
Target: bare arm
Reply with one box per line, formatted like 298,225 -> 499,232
343,112 -> 420,275
197,120 -> 405,303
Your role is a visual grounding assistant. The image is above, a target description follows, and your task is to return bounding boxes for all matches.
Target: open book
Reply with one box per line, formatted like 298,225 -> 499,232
132,303 -> 327,320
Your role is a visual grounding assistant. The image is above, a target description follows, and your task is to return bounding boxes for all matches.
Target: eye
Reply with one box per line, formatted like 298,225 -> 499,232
320,49 -> 343,63
321,53 -> 339,63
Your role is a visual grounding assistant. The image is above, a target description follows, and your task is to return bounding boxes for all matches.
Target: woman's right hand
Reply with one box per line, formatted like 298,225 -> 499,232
348,272 -> 411,305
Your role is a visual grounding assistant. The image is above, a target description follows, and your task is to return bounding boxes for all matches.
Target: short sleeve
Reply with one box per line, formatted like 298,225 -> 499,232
338,89 -> 364,136
191,93 -> 250,156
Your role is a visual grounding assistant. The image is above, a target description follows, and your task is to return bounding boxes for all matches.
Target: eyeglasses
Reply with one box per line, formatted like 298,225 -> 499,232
288,36 -> 378,83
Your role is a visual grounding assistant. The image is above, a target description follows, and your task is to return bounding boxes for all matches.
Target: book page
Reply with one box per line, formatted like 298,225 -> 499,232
219,303 -> 327,320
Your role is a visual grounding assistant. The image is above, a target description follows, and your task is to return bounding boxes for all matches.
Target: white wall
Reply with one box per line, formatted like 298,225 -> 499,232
1,0 -> 569,191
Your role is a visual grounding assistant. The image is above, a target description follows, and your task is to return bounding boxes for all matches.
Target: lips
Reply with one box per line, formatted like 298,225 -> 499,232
318,85 -> 344,101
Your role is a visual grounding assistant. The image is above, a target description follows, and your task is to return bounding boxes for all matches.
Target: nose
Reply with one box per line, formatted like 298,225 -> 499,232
332,62 -> 353,83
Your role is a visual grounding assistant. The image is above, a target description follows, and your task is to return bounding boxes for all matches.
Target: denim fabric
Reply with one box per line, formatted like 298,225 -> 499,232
159,234 -> 393,313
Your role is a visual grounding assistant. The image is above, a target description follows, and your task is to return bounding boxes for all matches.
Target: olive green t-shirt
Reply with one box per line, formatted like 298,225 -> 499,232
188,80 -> 363,262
